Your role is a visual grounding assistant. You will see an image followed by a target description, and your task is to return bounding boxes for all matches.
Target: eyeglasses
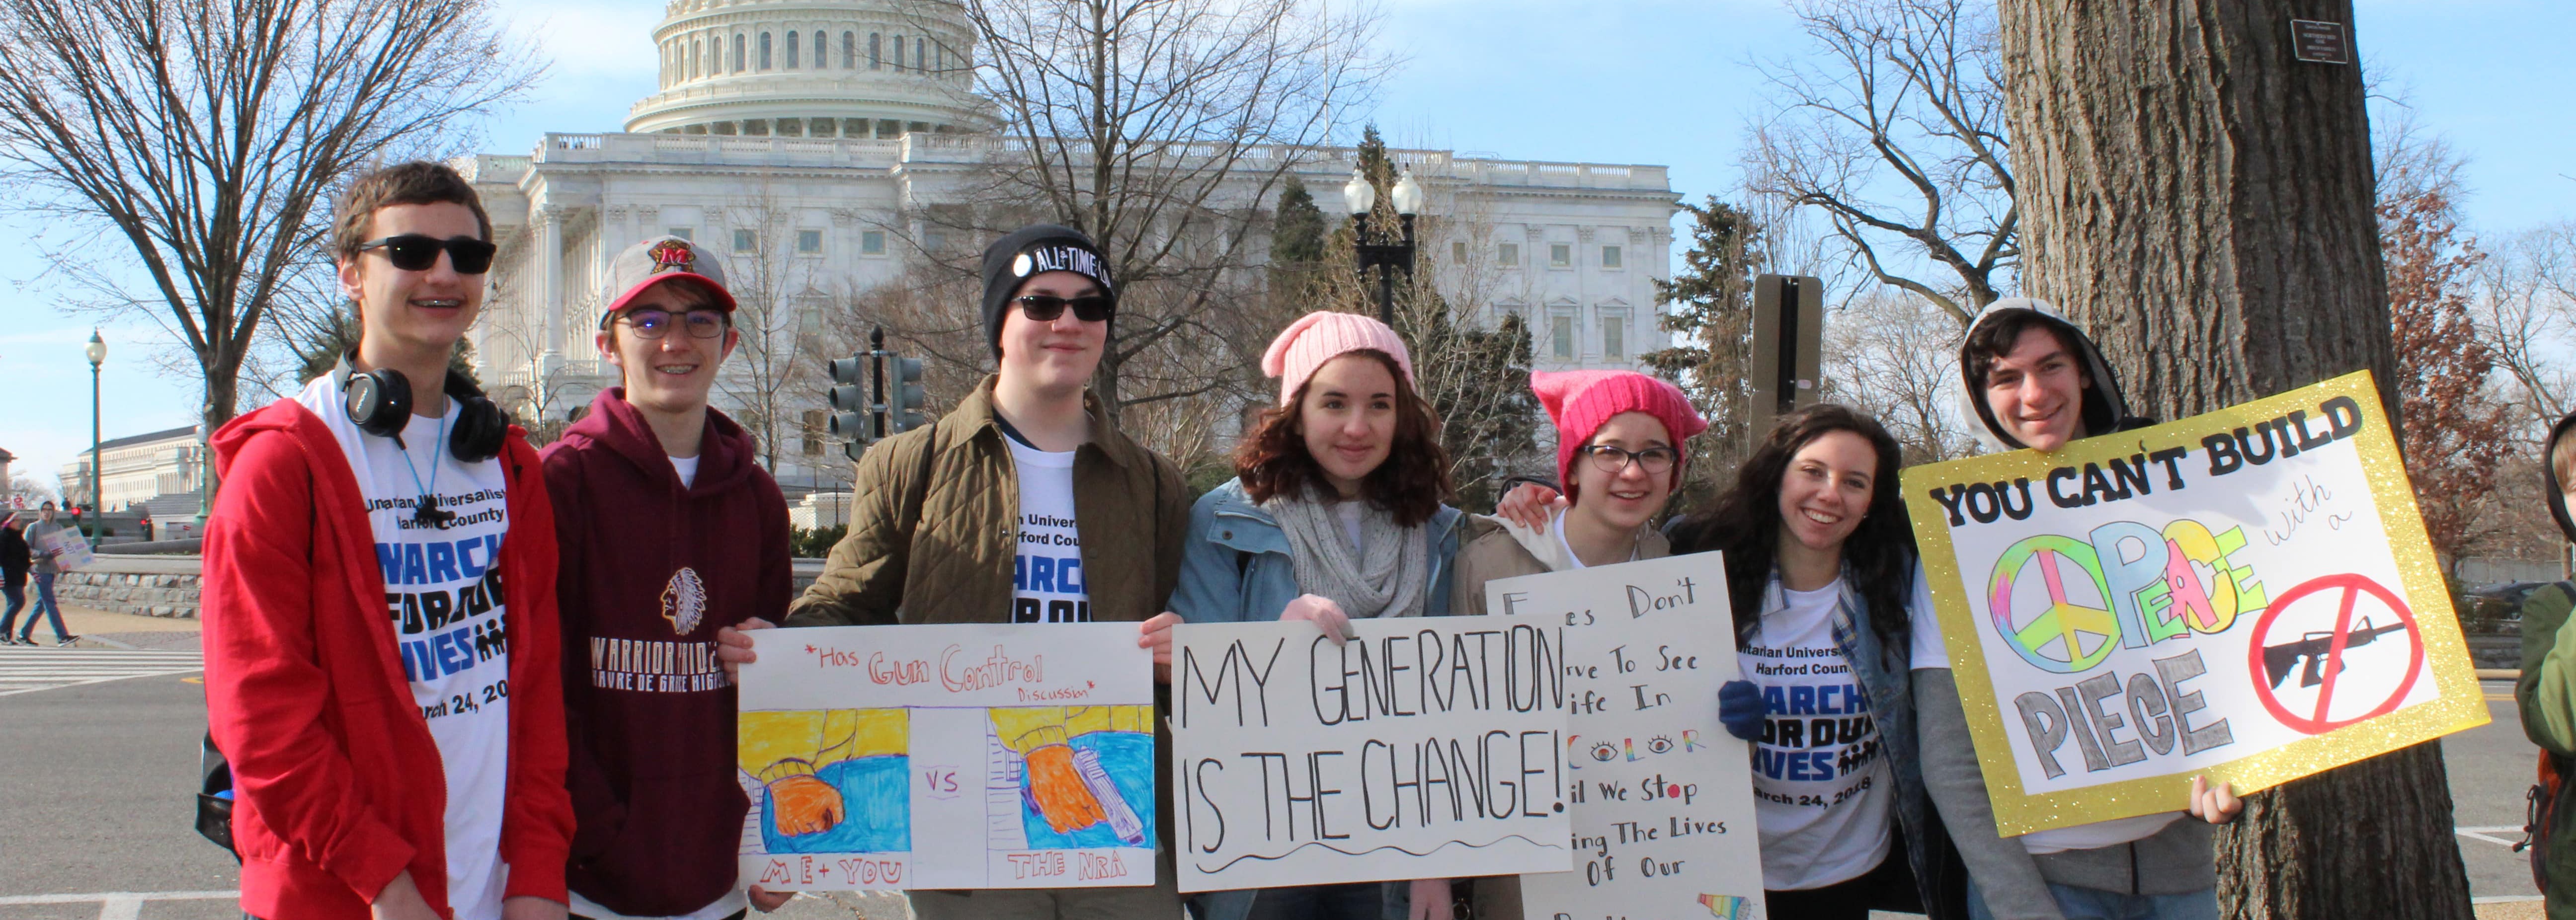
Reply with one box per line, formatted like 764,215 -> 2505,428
1580,444 -> 1680,475
1013,294 -> 1114,323
355,234 -> 497,274
615,308 -> 729,339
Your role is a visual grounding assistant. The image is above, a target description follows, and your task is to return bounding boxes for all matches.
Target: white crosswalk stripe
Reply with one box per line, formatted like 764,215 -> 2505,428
0,647 -> 203,696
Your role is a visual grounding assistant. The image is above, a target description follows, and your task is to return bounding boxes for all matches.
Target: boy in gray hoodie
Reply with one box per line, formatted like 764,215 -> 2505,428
1913,298 -> 2241,920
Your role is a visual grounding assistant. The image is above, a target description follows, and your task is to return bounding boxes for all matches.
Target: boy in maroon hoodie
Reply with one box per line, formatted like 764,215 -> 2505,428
202,161 -> 574,920
542,235 -> 795,920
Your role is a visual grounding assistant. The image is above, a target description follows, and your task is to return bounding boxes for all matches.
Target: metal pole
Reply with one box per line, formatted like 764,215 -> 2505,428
1376,265 -> 1394,325
89,361 -> 101,524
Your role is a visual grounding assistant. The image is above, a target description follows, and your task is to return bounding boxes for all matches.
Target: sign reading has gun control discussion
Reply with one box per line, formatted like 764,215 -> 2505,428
1903,371 -> 2489,835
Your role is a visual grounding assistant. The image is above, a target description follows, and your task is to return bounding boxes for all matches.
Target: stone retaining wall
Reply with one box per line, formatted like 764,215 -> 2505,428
56,555 -> 204,619
50,556 -> 831,621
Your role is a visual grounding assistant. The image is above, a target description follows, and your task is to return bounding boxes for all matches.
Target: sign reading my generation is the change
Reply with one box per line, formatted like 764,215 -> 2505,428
1168,616 -> 1574,892
1902,371 -> 2489,835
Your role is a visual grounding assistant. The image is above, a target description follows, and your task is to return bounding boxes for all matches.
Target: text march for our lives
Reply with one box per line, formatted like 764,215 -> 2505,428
1169,616 -> 1574,892
1486,552 -> 1767,920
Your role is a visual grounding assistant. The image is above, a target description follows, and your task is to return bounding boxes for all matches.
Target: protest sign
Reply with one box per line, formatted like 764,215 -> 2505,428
1904,371 -> 2489,835
1486,553 -> 1766,920
36,525 -> 93,570
1169,616 -> 1573,892
735,622 -> 1156,890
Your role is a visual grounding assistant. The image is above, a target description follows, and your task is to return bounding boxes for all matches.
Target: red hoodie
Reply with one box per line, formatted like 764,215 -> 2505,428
543,389 -> 790,916
203,398 -> 573,920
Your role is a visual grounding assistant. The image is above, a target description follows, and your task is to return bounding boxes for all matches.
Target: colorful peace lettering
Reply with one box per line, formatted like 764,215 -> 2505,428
1988,520 -> 2264,675
1987,535 -> 2120,674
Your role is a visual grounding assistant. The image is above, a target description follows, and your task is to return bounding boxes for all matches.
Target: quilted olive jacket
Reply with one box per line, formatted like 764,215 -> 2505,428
786,375 -> 1191,627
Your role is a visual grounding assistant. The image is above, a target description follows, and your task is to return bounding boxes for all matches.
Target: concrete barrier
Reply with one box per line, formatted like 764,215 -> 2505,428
48,555 -> 832,621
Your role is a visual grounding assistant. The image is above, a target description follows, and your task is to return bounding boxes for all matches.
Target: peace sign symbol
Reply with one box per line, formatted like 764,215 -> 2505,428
1986,535 -> 2121,674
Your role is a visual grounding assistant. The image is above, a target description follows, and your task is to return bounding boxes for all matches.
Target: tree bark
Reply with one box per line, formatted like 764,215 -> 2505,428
1998,1 -> 2472,917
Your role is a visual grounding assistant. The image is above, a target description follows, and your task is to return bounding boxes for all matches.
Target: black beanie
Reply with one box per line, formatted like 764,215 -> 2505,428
981,224 -> 1115,357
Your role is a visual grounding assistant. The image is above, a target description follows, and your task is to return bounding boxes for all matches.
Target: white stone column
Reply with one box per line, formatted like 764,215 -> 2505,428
537,205 -> 565,376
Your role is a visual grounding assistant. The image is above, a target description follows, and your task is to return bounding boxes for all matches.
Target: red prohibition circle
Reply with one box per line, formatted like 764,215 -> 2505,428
2245,573 -> 2426,735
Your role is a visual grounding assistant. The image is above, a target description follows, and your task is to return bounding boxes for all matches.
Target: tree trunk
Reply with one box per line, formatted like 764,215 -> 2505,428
1998,1 -> 2472,917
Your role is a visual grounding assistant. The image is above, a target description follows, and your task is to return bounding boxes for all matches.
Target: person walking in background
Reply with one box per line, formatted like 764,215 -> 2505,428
544,234 -> 795,920
0,511 -> 30,644
1168,310 -> 1468,920
16,501 -> 76,646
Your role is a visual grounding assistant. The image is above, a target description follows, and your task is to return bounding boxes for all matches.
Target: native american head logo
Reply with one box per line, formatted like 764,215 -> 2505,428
660,566 -> 708,635
647,238 -> 696,275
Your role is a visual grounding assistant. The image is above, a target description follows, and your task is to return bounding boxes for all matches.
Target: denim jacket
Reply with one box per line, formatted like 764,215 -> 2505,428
1750,567 -> 1966,919
1169,478 -> 1463,920
1169,478 -> 1464,624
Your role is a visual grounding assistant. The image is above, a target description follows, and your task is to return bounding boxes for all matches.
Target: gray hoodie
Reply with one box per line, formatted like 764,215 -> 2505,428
1915,298 -> 2215,918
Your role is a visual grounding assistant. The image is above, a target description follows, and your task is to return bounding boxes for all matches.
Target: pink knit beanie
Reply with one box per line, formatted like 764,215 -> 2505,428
1260,311 -> 1416,405
1532,370 -> 1709,497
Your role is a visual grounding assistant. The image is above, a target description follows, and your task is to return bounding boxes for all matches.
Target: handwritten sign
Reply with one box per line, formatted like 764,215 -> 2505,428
36,526 -> 93,570
1168,616 -> 1573,892
1486,553 -> 1766,920
736,622 -> 1156,889
1903,371 -> 2490,834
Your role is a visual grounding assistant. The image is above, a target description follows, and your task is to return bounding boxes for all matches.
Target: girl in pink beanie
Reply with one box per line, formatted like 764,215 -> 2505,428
1168,310 -> 1465,920
1445,370 -> 1705,917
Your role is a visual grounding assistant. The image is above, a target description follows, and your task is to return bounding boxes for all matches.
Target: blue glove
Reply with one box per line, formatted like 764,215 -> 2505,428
1718,680 -> 1764,741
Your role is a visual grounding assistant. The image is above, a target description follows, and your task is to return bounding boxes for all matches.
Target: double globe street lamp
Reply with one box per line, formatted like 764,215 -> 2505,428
1343,163 -> 1423,324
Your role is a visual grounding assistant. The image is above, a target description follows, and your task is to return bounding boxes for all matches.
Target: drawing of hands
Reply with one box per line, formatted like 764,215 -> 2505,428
767,773 -> 844,836
1023,743 -> 1109,833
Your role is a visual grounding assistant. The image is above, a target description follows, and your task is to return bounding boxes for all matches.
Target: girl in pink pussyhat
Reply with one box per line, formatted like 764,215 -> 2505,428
1165,310 -> 1466,920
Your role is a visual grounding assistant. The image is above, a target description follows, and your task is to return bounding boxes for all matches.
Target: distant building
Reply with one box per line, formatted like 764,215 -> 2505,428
0,446 -> 13,499
57,425 -> 206,514
459,0 -> 1681,493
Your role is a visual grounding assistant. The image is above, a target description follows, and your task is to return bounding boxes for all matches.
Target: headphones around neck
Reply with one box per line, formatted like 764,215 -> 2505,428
335,354 -> 508,463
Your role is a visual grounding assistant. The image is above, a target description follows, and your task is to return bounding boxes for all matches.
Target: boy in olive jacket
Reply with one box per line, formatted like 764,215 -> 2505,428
2518,410 -> 2576,919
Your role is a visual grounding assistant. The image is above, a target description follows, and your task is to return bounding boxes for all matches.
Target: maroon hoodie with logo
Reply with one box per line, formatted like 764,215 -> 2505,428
542,388 -> 790,917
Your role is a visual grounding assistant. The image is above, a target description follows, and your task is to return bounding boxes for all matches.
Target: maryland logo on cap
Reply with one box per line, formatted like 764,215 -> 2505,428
647,238 -> 697,275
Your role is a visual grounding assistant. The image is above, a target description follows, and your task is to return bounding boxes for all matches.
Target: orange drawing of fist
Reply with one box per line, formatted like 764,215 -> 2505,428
1024,744 -> 1108,834
767,774 -> 845,836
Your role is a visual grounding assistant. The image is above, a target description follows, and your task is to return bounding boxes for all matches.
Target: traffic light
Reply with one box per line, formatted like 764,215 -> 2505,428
826,353 -> 874,461
1748,273 -> 1824,450
887,356 -> 928,434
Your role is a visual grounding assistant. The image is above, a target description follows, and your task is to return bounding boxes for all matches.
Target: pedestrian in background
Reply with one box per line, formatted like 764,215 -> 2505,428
0,511 -> 30,644
15,501 -> 76,646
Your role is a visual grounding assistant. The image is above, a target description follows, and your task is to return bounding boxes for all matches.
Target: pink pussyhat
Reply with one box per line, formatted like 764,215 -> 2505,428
1260,311 -> 1416,405
1532,370 -> 1709,498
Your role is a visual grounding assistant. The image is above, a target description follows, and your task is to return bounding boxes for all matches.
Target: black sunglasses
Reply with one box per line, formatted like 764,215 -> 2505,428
356,234 -> 497,275
1013,294 -> 1114,323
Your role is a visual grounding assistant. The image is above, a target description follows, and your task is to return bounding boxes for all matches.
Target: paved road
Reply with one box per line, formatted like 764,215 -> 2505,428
0,647 -> 2544,918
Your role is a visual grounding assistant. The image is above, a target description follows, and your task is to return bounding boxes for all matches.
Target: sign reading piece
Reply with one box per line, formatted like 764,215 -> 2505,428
1903,371 -> 2489,835
1169,616 -> 1573,892
736,622 -> 1156,890
1486,553 -> 1767,920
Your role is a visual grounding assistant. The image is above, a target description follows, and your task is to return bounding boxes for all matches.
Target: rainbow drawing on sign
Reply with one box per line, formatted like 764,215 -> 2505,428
1697,893 -> 1750,918
741,708 -> 910,855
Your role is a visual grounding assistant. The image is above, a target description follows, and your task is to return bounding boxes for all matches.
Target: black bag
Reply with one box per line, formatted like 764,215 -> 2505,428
2526,750 -> 2572,891
195,731 -> 240,861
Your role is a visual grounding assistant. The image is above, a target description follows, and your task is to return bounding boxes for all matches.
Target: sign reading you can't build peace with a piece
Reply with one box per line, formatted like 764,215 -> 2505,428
1903,371 -> 2489,835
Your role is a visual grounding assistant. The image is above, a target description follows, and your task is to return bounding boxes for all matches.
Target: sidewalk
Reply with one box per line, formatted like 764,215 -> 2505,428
9,603 -> 203,651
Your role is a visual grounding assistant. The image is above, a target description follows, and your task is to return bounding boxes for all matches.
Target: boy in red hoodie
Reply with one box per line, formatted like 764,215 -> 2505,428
201,161 -> 573,920
542,235 -> 794,920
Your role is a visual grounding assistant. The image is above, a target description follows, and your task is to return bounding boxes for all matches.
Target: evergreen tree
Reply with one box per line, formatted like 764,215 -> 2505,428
1273,174 -> 1325,264
1639,197 -> 1766,507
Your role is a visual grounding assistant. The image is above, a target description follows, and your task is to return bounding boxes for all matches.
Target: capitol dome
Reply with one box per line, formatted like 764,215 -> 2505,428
626,0 -> 989,138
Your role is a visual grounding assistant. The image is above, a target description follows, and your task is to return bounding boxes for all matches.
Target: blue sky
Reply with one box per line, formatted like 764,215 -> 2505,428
3,0 -> 2570,491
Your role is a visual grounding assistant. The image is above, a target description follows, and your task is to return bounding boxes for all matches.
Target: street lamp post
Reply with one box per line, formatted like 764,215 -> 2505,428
1343,164 -> 1423,324
84,330 -> 105,527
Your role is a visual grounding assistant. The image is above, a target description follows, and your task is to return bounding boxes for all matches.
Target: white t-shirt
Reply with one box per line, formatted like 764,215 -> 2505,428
1006,437 -> 1089,623
299,378 -> 513,920
1741,579 -> 1894,890
1335,500 -> 1366,554
569,887 -> 747,920
670,455 -> 700,489
1905,563 -> 2184,853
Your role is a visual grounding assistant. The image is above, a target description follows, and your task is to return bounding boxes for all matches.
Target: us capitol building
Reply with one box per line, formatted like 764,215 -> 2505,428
460,0 -> 1682,496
